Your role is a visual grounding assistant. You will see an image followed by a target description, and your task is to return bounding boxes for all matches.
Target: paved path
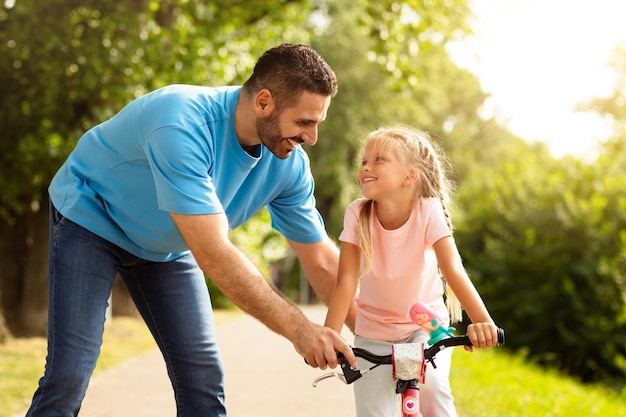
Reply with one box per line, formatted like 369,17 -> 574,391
17,305 -> 356,417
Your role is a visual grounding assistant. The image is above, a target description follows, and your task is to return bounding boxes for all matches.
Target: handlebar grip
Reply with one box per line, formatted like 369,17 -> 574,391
497,327 -> 505,345
440,327 -> 505,347
349,347 -> 393,365
424,327 -> 505,363
456,327 -> 505,346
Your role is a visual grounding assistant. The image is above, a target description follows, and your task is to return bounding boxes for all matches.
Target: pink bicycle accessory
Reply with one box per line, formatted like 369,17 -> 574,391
409,302 -> 456,345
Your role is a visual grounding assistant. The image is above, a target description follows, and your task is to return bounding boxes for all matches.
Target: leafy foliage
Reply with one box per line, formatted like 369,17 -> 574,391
308,0 -> 522,236
451,43 -> 626,383
578,43 -> 626,123
0,0 -> 313,223
454,143 -> 626,382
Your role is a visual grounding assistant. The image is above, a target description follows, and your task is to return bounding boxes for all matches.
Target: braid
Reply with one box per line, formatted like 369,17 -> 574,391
409,128 -> 463,323
440,198 -> 454,232
419,141 -> 463,323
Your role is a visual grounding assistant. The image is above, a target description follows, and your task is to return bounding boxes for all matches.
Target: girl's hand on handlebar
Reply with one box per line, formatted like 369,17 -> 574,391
465,322 -> 499,351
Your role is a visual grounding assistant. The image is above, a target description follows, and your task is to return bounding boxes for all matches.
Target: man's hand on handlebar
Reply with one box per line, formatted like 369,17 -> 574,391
296,322 -> 357,370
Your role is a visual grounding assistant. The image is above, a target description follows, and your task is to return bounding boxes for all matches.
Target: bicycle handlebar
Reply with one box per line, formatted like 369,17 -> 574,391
423,327 -> 505,366
313,328 -> 505,387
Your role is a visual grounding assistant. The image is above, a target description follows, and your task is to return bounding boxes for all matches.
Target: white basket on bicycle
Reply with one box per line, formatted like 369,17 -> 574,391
392,343 -> 426,383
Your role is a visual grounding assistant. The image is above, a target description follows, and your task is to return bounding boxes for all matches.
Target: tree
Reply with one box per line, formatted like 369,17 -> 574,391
308,0 -> 524,236
454,143 -> 626,382
0,0 -> 314,336
578,43 -> 626,123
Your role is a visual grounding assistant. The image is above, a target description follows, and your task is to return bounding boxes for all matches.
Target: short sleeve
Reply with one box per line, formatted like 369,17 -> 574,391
144,125 -> 224,215
423,198 -> 452,247
267,152 -> 326,243
338,199 -> 366,246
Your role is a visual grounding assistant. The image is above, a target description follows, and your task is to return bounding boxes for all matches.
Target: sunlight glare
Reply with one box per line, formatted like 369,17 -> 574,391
448,0 -> 626,158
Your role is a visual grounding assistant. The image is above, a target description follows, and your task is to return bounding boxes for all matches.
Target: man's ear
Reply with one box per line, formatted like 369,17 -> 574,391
255,89 -> 275,115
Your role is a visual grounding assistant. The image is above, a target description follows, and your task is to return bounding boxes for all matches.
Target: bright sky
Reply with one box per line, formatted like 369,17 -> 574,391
448,0 -> 626,158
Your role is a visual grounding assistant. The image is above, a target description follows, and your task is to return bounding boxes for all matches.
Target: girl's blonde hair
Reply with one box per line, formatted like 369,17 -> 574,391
356,126 -> 463,323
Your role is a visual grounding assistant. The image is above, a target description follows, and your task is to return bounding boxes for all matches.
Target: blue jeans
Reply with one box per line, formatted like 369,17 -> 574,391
26,203 -> 226,417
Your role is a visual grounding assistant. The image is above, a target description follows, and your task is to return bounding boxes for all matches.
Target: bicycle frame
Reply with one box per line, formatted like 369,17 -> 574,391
312,329 -> 505,417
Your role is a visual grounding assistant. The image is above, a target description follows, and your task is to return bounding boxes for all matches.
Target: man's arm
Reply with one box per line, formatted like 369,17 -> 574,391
170,212 -> 356,368
288,236 -> 357,333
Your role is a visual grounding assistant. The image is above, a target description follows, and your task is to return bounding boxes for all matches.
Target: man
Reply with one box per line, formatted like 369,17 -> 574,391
26,43 -> 356,417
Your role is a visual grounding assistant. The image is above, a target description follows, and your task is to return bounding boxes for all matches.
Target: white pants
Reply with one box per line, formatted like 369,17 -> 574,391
353,331 -> 457,417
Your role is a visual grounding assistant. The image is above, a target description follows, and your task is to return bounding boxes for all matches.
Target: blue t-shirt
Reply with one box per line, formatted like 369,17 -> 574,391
49,84 -> 326,261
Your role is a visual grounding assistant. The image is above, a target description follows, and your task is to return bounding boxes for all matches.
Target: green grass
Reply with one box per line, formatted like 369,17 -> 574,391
0,318 -> 157,417
451,347 -> 626,416
0,310 -> 239,417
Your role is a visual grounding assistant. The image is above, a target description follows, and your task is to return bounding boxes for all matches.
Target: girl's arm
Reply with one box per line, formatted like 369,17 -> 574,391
433,236 -> 499,348
324,242 -> 361,333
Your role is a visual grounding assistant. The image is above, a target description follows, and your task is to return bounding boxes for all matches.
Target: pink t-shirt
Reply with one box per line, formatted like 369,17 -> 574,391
339,197 -> 452,340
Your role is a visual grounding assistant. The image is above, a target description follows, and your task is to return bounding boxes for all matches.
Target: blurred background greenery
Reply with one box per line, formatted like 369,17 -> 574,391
1,0 -> 626,394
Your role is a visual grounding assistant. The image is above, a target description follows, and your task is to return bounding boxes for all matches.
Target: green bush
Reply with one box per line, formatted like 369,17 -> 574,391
454,146 -> 626,383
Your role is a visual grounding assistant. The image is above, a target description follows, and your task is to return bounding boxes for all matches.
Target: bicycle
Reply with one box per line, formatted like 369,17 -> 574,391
312,327 -> 505,417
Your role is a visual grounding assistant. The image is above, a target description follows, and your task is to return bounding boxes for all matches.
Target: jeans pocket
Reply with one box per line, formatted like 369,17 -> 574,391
51,202 -> 67,227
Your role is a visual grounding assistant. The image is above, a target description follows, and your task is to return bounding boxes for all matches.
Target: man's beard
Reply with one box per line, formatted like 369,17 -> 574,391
256,111 -> 302,159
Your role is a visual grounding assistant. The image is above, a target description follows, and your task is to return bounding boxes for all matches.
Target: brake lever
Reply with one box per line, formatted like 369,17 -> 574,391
312,370 -> 347,387
311,353 -> 372,387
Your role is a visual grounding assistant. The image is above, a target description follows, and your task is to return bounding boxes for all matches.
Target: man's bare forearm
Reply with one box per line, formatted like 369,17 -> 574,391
289,237 -> 357,333
170,210 -> 357,369
204,241 -> 309,341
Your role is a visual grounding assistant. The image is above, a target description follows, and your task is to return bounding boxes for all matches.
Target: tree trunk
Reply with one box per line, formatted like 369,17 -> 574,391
0,203 -> 49,337
0,288 -> 9,343
0,204 -> 143,340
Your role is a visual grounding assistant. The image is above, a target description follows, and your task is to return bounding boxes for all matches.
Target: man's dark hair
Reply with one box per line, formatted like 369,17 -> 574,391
241,43 -> 338,110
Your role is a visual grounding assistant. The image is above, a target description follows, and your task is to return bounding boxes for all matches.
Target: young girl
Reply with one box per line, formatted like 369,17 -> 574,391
324,126 -> 498,417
